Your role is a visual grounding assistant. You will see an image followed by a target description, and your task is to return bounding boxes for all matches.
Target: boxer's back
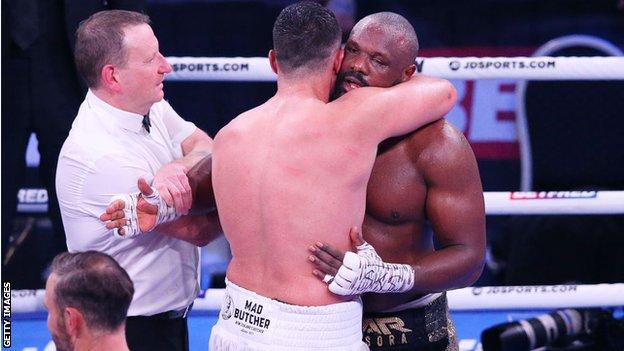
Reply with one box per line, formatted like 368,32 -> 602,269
213,96 -> 376,306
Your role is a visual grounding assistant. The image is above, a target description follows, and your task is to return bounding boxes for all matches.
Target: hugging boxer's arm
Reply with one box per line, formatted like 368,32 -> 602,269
409,126 -> 486,292
337,75 -> 456,142
152,211 -> 222,247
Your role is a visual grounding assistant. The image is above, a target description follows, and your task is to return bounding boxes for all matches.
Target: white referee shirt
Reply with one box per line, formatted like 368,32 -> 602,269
57,90 -> 199,316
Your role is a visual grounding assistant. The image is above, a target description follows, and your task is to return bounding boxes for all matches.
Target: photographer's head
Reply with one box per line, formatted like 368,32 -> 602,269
44,251 -> 133,351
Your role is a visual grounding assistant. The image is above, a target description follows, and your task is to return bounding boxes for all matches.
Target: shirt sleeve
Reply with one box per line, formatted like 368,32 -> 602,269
57,152 -> 152,252
157,99 -> 197,146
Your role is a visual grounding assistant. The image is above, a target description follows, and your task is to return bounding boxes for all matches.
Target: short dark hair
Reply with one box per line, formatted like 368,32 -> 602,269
75,10 -> 150,88
272,1 -> 341,73
50,251 -> 134,333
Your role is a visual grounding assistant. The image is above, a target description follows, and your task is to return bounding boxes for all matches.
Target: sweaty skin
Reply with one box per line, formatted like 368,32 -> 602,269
309,15 -> 485,312
212,48 -> 456,306
361,120 -> 485,312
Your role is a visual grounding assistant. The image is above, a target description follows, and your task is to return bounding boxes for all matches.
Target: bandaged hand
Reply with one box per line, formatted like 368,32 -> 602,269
100,178 -> 179,238
330,241 -> 414,295
309,227 -> 414,296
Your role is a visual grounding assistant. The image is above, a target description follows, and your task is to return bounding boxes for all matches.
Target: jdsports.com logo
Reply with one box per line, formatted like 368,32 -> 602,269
448,59 -> 556,71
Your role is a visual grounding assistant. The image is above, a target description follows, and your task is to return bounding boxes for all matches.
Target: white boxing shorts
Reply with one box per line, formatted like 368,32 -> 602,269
209,278 -> 369,350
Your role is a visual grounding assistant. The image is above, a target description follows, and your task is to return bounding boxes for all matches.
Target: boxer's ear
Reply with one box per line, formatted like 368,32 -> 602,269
269,50 -> 279,74
333,47 -> 344,74
402,64 -> 416,82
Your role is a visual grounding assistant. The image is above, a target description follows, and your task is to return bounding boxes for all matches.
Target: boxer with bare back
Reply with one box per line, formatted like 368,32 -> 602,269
208,2 -> 455,350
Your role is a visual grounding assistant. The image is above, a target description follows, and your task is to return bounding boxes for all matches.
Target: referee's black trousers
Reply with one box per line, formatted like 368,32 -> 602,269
126,315 -> 189,351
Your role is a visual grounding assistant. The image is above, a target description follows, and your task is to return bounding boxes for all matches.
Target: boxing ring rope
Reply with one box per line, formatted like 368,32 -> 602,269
484,191 -> 624,215
18,189 -> 624,215
11,283 -> 624,315
164,56 -> 624,81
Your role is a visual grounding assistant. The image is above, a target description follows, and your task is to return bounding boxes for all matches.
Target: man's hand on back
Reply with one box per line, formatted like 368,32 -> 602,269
309,227 -> 415,296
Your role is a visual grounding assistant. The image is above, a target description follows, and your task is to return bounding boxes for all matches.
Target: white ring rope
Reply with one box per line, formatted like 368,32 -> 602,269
16,189 -> 624,214
448,283 -> 624,311
165,56 -> 624,82
484,191 -> 624,215
11,283 -> 624,314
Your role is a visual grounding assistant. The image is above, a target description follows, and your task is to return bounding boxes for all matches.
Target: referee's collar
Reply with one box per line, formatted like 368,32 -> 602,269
86,90 -> 149,134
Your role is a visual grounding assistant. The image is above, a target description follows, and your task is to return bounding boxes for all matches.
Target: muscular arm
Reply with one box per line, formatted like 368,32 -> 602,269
154,210 -> 222,247
337,75 -> 457,143
409,126 -> 486,293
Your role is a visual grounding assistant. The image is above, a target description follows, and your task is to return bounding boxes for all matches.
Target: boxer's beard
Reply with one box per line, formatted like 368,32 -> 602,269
330,71 -> 368,101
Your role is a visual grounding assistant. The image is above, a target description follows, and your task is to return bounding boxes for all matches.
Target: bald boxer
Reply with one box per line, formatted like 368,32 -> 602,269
207,2 -> 455,350
307,13 -> 485,351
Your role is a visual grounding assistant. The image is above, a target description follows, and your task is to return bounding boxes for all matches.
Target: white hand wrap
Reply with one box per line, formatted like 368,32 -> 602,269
328,241 -> 414,296
110,187 -> 178,239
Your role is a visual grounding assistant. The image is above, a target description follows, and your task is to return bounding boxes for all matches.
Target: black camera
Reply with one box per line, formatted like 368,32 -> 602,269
481,308 -> 623,351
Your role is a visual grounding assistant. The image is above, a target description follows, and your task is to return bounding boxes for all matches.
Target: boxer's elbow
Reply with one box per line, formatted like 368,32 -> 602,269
466,257 -> 486,286
193,236 -> 213,247
462,249 -> 486,287
190,230 -> 221,247
193,213 -> 223,247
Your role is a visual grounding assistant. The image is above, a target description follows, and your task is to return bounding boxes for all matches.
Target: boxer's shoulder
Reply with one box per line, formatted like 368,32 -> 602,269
408,119 -> 471,166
